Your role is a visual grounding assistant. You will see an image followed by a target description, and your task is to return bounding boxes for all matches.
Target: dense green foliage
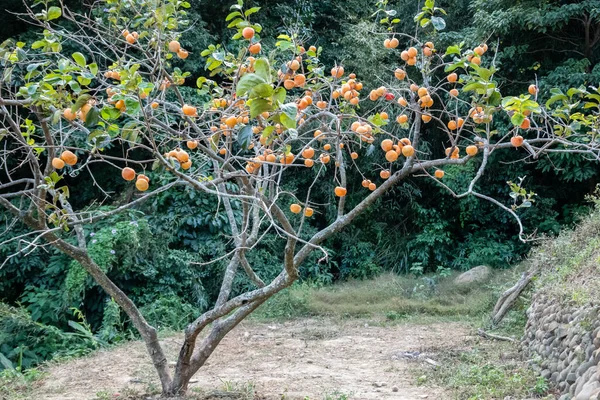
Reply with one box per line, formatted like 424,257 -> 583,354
1,0 -> 598,371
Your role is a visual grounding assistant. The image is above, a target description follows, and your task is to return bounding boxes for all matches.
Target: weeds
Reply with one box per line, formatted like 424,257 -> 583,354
417,340 -> 551,399
254,271 -> 514,321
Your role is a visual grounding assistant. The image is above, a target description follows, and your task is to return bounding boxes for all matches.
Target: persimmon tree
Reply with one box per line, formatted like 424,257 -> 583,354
1,0 -> 600,396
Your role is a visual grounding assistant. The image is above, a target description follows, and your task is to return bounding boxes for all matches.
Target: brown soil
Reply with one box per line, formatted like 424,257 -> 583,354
29,318 -> 472,400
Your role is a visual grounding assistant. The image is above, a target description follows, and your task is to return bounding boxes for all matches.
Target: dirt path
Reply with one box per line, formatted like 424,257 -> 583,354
30,318 -> 472,399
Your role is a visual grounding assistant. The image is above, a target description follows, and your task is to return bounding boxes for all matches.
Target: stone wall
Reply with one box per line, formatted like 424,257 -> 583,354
522,294 -> 600,400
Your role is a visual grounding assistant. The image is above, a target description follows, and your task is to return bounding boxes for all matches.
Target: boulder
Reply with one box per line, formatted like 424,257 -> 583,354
454,265 -> 491,285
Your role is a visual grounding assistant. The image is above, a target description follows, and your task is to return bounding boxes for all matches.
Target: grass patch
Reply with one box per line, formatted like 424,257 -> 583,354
417,340 -> 552,400
0,368 -> 46,400
532,203 -> 600,305
254,268 -> 524,322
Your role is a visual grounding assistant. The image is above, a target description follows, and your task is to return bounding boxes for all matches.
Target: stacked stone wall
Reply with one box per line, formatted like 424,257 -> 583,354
523,295 -> 600,399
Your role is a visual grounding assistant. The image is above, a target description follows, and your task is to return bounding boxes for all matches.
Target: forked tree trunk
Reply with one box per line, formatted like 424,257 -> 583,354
491,269 -> 537,326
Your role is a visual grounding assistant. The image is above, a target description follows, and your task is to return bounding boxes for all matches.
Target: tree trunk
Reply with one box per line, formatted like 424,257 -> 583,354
491,269 -> 537,326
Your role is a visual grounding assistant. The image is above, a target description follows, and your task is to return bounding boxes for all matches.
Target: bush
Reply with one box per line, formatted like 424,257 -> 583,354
0,303 -> 97,371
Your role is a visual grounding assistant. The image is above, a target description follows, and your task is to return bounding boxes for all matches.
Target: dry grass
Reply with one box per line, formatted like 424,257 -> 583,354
255,268 -> 525,322
531,203 -> 600,305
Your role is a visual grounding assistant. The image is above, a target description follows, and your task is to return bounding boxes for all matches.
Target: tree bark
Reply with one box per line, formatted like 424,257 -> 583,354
491,269 -> 537,326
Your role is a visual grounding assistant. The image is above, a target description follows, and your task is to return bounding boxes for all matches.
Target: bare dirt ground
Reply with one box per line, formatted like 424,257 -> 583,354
29,318 -> 472,400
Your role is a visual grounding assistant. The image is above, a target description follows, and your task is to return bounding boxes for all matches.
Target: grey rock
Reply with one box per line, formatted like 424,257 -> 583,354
577,361 -> 595,376
542,369 -> 552,379
454,265 -> 491,285
575,381 -> 600,399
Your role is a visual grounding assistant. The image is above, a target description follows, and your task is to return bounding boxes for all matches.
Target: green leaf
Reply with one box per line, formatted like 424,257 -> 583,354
413,11 -> 425,22
251,83 -> 274,98
511,113 -> 525,127
444,45 -> 461,57
236,73 -> 266,97
249,98 -> 272,118
225,11 -> 242,21
0,352 -> 13,370
71,94 -> 91,112
245,7 -> 260,17
488,91 -> 502,107
462,82 -> 485,93
87,130 -> 111,148
253,58 -> 271,83
88,63 -> 98,75
47,6 -> 62,21
420,18 -> 430,27
237,125 -> 253,149
279,103 -> 297,129
431,16 -> 446,30
72,52 -> 86,67
101,106 -> 121,120
124,98 -> 140,114
84,107 -> 100,127
271,87 -> 286,105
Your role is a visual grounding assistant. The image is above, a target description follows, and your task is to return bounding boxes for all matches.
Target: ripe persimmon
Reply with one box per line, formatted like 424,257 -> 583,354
351,152 -> 359,160
121,167 -> 136,181
135,178 -> 149,191
331,66 -> 344,78
334,186 -> 347,197
186,140 -> 198,150
242,27 -> 255,40
63,108 -> 77,121
447,73 -> 458,83
60,150 -> 77,166
511,135 -> 524,147
407,47 -> 418,57
290,203 -> 302,214
52,157 -> 65,169
385,150 -> 399,162
304,159 -> 314,167
528,84 -> 537,95
249,43 -> 261,54
284,79 -> 295,90
466,145 -> 478,156
294,74 -> 306,87
434,169 -> 445,179
304,207 -> 314,217
449,88 -> 459,97
368,182 -> 376,191
225,116 -> 237,128
168,40 -> 181,52
177,49 -> 189,59
381,139 -> 394,152
520,118 -> 531,129
302,147 -> 315,159
380,170 -> 391,179
402,145 -> 415,157
394,68 -> 406,80
182,105 -> 197,116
